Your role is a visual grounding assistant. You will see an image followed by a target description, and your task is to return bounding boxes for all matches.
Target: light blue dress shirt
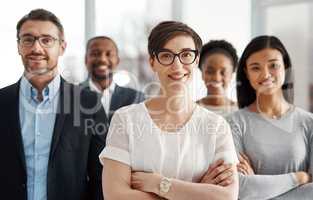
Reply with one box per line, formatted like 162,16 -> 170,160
19,75 -> 60,200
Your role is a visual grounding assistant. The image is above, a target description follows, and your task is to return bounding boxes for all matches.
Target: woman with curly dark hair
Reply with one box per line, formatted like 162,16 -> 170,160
197,40 -> 238,116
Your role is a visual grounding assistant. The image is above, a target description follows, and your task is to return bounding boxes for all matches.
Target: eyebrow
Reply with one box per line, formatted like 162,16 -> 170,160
248,58 -> 280,66
159,47 -> 194,53
19,33 -> 55,38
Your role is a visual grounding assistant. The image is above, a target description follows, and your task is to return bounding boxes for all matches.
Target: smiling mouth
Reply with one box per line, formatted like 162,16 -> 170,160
207,82 -> 223,88
168,73 -> 188,81
259,79 -> 275,86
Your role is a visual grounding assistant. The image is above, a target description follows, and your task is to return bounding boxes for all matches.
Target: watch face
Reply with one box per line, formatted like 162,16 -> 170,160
160,177 -> 171,194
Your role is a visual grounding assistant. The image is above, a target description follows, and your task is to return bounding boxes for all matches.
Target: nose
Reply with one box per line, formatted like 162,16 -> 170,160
31,39 -> 44,53
211,71 -> 222,82
171,55 -> 183,70
98,52 -> 109,63
260,66 -> 271,79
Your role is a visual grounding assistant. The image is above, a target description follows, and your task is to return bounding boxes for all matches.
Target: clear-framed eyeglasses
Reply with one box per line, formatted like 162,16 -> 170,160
154,49 -> 198,66
18,35 -> 61,48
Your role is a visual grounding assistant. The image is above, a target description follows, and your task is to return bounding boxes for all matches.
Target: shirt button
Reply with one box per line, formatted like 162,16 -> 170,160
36,132 -> 40,136
22,183 -> 26,188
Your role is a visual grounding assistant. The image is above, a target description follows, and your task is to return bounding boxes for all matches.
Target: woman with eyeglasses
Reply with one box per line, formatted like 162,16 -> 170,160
227,35 -> 313,199
99,21 -> 239,200
197,40 -> 238,117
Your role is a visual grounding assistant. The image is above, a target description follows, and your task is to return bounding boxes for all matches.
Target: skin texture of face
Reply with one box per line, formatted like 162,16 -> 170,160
18,20 -> 66,81
85,38 -> 120,89
149,35 -> 198,94
201,53 -> 234,95
245,48 -> 286,96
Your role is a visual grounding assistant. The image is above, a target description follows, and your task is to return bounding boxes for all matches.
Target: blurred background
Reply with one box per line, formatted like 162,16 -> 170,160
1,0 -> 313,110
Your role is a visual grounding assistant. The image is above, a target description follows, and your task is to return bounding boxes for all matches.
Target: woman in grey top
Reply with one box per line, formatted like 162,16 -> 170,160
227,35 -> 313,200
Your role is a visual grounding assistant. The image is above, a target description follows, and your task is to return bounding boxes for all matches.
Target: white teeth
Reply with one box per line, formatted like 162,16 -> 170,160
207,82 -> 223,87
260,79 -> 274,86
169,74 -> 186,80
98,65 -> 109,69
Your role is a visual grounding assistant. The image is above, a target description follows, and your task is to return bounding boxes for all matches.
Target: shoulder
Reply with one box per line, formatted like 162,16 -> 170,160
292,106 -> 313,129
116,85 -> 145,97
0,82 -> 19,104
112,102 -> 146,120
195,106 -> 230,131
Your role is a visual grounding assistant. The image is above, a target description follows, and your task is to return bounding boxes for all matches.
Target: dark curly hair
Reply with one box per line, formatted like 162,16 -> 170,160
198,40 -> 238,72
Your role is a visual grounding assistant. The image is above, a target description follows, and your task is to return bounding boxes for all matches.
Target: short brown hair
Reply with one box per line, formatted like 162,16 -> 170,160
16,8 -> 64,39
148,21 -> 202,57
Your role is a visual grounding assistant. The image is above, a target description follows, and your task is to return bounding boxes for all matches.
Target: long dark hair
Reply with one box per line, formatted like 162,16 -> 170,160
237,35 -> 294,108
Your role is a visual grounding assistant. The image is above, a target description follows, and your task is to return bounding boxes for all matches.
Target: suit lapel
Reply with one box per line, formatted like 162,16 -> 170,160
110,85 -> 125,113
49,79 -> 69,159
9,82 -> 27,174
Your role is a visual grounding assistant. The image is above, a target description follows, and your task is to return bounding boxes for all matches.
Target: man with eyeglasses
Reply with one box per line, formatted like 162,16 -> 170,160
0,9 -> 108,200
82,36 -> 145,122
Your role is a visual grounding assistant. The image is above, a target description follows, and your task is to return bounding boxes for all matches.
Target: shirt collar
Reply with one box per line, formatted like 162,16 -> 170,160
20,75 -> 61,103
88,78 -> 116,94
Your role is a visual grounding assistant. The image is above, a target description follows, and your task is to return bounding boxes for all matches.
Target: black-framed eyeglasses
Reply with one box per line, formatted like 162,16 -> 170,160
154,49 -> 198,66
18,35 -> 61,48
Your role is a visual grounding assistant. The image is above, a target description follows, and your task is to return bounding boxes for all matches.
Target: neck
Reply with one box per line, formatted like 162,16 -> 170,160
202,94 -> 229,106
252,90 -> 290,117
158,89 -> 194,115
92,77 -> 112,91
25,70 -> 57,94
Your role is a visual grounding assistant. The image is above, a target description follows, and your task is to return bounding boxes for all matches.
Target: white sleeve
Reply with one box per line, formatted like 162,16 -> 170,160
99,110 -> 131,166
213,116 -> 239,164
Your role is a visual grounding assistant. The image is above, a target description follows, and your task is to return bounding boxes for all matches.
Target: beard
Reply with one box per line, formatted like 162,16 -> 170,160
23,53 -> 54,76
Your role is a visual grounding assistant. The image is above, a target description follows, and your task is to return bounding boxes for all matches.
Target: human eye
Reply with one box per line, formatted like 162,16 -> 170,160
250,66 -> 260,72
270,62 -> 281,70
205,67 -> 214,74
159,52 -> 173,60
181,50 -> 193,58
21,36 -> 34,45
40,36 -> 54,46
90,50 -> 100,57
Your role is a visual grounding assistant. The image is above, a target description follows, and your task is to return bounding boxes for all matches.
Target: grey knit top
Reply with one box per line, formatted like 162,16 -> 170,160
227,107 -> 313,200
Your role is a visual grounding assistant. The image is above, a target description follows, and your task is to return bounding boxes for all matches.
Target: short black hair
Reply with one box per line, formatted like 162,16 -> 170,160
85,36 -> 118,53
237,35 -> 294,108
148,21 -> 202,57
16,8 -> 64,39
198,40 -> 238,72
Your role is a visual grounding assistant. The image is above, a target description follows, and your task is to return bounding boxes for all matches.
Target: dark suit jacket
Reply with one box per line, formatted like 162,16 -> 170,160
81,81 -> 145,122
0,78 -> 108,200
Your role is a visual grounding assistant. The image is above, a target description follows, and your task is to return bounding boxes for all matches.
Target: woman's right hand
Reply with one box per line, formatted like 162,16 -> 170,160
200,159 -> 234,186
294,171 -> 312,185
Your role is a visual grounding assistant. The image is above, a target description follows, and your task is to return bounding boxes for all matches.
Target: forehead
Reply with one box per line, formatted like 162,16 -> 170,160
88,38 -> 117,52
247,48 -> 283,63
205,53 -> 232,65
19,20 -> 60,37
163,35 -> 195,51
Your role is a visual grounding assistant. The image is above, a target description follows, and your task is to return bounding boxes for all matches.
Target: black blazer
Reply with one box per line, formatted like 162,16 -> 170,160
81,81 -> 145,122
0,78 -> 108,200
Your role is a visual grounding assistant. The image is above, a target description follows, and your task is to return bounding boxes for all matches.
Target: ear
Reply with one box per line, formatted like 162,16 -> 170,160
116,55 -> 120,65
59,40 -> 67,56
195,55 -> 200,65
17,41 -> 22,55
149,56 -> 157,72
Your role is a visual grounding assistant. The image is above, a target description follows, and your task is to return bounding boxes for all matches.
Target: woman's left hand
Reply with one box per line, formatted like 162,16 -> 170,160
131,171 -> 162,194
237,153 -> 255,175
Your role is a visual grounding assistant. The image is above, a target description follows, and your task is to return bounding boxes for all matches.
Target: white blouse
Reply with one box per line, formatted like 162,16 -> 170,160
99,102 -> 238,182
